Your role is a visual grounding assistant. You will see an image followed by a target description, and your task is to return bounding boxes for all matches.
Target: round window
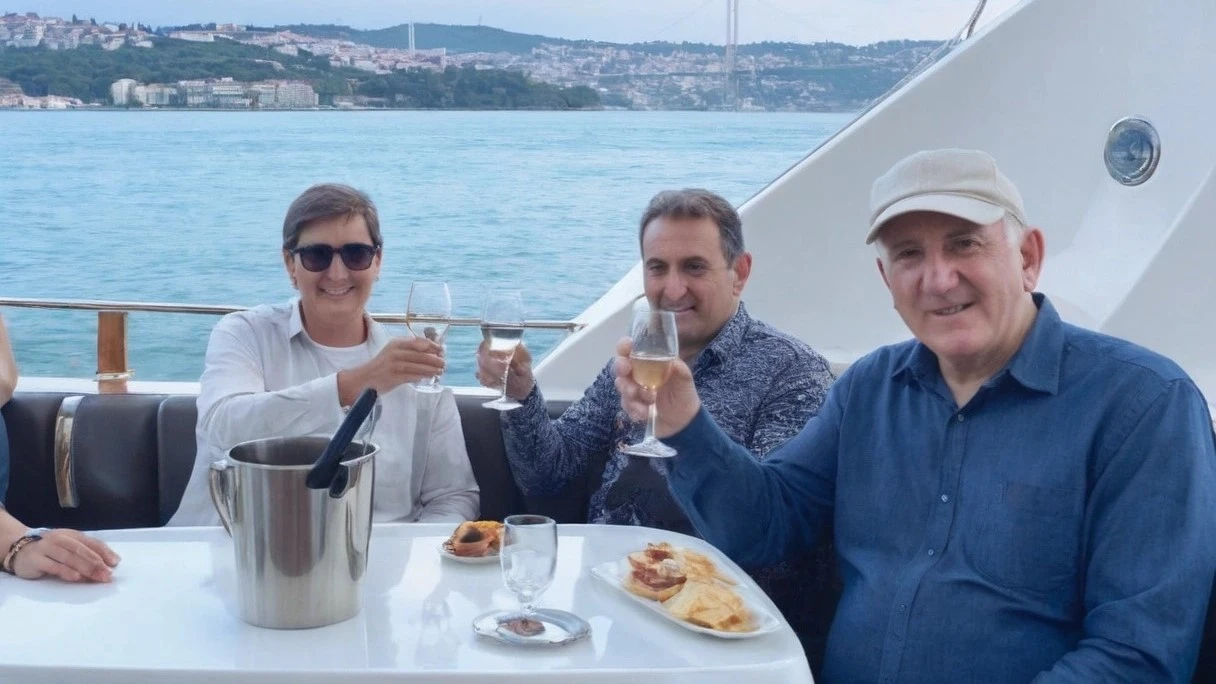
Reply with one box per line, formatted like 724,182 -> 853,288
1104,117 -> 1160,186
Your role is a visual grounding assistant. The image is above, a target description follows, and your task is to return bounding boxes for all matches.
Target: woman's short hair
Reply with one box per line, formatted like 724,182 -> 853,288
282,183 -> 382,250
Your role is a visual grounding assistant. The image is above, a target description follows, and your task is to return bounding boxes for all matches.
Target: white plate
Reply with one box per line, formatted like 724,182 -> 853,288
589,559 -> 781,639
438,540 -> 500,565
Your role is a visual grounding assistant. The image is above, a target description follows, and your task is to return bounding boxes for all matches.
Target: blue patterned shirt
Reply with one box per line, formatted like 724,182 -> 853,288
502,303 -> 835,636
666,294 -> 1216,683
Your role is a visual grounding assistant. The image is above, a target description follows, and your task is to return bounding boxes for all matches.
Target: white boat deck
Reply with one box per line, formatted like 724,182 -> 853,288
0,523 -> 812,683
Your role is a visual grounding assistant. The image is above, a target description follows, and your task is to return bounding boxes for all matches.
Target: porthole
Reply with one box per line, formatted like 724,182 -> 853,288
1104,117 -> 1160,186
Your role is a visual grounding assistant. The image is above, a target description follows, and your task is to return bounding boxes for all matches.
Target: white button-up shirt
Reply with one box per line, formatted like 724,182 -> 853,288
169,299 -> 479,526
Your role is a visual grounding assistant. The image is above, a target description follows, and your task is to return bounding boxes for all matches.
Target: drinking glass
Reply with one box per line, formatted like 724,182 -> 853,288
621,307 -> 679,458
480,290 -> 525,411
406,280 -> 451,393
499,514 -> 557,621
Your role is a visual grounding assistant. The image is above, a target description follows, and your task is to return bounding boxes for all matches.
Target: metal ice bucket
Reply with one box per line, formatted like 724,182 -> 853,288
209,435 -> 377,629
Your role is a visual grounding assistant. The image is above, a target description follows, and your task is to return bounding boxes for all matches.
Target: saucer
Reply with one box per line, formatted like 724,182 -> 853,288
472,609 -> 591,646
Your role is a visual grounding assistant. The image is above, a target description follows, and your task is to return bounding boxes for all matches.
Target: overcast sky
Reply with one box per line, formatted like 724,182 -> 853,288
14,0 -> 1022,45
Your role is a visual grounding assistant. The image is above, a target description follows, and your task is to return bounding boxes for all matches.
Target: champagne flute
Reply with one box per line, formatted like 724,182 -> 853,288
499,514 -> 558,624
481,290 -> 525,411
621,307 -> 679,458
406,280 -> 451,393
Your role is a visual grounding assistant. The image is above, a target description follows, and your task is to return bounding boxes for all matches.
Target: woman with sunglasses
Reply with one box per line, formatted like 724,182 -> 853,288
168,183 -> 479,525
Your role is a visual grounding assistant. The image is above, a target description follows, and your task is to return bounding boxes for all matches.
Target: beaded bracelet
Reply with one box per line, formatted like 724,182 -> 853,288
1,529 -> 48,575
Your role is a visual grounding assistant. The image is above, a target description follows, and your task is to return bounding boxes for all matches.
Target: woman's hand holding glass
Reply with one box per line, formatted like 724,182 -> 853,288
336,336 -> 446,406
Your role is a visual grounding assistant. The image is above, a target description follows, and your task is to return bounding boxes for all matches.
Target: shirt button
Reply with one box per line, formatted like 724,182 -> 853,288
899,604 -> 907,613
956,413 -> 965,422
940,494 -> 950,503
927,549 -> 935,556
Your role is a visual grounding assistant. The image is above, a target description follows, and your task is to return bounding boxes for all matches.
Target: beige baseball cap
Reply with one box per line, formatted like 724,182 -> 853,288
866,148 -> 1027,244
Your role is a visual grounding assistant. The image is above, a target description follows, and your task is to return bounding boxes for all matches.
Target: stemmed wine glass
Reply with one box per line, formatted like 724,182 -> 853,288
406,280 -> 451,393
499,514 -> 558,624
480,290 -> 525,411
621,307 -> 679,458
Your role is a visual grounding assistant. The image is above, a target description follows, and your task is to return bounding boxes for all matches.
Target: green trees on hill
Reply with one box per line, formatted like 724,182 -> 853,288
0,40 -> 311,100
0,39 -> 600,109
356,67 -> 598,109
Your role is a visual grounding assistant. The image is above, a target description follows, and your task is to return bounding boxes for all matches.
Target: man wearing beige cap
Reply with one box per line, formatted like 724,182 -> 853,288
613,149 -> 1216,682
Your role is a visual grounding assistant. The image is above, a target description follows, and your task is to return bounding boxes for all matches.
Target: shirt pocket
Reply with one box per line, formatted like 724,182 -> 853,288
968,481 -> 1082,596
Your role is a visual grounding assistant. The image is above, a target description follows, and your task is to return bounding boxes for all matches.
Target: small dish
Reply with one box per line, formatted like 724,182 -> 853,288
438,539 -> 500,564
472,608 -> 591,647
589,560 -> 781,639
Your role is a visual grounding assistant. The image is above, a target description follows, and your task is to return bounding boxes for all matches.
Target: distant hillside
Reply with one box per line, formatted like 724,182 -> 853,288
0,38 -> 334,101
279,23 -> 597,54
274,22 -> 938,60
0,38 -> 599,109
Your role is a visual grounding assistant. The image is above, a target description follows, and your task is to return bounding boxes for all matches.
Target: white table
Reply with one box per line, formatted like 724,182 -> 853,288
0,523 -> 813,683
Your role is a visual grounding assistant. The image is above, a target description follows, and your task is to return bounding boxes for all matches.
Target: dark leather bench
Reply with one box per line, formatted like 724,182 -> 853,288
1,390 -> 580,528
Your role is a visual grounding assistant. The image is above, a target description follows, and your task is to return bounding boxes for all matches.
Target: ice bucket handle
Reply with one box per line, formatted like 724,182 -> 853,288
209,460 -> 235,535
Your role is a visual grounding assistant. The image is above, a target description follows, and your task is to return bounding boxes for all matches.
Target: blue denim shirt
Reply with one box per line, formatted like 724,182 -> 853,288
667,295 -> 1216,683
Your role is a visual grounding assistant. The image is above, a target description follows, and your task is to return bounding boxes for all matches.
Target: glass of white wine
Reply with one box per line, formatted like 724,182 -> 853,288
481,290 -> 525,411
621,307 -> 678,458
406,280 -> 451,393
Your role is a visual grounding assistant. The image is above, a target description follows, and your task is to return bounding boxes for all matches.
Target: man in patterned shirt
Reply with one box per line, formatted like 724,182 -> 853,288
475,187 -> 837,663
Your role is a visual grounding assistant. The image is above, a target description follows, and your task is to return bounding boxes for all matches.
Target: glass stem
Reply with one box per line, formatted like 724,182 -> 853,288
499,349 -> 514,401
520,594 -> 535,618
645,402 -> 659,443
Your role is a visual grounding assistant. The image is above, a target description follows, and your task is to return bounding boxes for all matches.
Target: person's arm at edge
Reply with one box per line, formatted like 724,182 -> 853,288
0,507 -> 26,552
0,507 -> 121,582
414,390 -> 479,522
0,315 -> 17,407
664,369 -> 848,568
1031,380 -> 1216,682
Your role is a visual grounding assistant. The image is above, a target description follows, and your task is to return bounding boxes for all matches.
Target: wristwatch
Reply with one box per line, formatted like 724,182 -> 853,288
1,528 -> 52,575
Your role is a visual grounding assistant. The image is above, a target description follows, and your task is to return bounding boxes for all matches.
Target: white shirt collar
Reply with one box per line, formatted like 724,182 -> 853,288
286,297 -> 387,348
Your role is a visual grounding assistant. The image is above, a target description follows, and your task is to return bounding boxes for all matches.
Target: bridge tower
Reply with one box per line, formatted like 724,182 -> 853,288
724,0 -> 740,109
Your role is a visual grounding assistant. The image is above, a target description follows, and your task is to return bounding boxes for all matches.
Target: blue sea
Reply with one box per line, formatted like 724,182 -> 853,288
0,110 -> 851,386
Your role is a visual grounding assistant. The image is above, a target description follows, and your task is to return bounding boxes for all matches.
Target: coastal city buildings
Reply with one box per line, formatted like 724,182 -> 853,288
1,11 -> 152,50
107,77 -> 319,108
2,11 -> 938,111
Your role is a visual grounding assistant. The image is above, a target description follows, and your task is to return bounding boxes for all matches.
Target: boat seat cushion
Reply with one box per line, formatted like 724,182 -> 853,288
3,393 -> 163,530
156,395 -> 199,525
9,390 -> 620,529
453,395 -> 589,524
2,392 -> 65,525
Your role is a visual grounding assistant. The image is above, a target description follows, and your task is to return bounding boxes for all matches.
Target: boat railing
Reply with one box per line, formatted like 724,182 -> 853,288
0,296 -> 583,393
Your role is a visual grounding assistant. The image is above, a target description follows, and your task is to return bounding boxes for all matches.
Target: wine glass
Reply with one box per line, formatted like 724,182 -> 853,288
499,514 -> 558,624
621,307 -> 679,458
406,281 -> 451,393
480,290 -> 525,411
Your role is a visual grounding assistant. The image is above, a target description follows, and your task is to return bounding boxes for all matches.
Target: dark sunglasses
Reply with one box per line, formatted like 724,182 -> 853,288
291,243 -> 380,272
